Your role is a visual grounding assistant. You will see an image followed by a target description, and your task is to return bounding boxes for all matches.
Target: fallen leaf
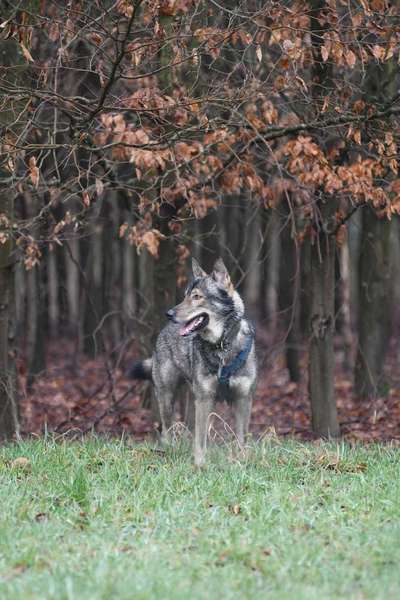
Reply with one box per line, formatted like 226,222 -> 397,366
11,457 -> 30,470
230,504 -> 241,515
35,512 -> 49,522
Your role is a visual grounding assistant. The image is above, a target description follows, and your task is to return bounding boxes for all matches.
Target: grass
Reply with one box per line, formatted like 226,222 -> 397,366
0,435 -> 399,599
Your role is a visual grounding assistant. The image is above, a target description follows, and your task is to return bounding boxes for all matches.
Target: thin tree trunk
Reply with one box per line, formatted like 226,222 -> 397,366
26,196 -> 46,391
266,209 -> 280,337
354,208 -> 393,397
338,240 -> 353,371
309,203 -> 340,437
354,41 -> 398,398
199,209 -> 219,274
26,266 -> 46,391
259,207 -> 271,322
123,239 -> 136,319
65,238 -> 80,336
279,200 -> 301,383
0,191 -> 18,439
307,0 -> 339,437
300,237 -> 311,337
152,214 -> 176,343
47,249 -> 59,337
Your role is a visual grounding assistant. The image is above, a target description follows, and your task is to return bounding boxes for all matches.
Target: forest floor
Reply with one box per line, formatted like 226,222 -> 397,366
0,438 -> 399,599
19,333 -> 400,443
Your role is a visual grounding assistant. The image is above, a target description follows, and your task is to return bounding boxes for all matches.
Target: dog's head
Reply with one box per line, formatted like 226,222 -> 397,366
166,258 -> 244,340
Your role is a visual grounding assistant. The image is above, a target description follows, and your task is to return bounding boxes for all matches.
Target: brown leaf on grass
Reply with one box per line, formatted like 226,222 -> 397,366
230,504 -> 241,515
3,563 -> 28,581
11,457 -> 30,470
316,452 -> 367,473
35,512 -> 49,522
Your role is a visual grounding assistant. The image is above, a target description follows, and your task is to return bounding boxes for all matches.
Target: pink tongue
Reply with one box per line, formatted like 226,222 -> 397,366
179,316 -> 203,336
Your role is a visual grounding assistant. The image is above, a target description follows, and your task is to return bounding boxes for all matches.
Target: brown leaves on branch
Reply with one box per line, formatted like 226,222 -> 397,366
120,218 -> 166,258
2,0 -> 400,259
28,157 -> 39,188
16,237 -> 42,271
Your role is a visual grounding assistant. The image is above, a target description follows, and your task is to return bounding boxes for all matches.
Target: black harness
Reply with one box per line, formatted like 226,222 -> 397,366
218,332 -> 254,385
197,320 -> 255,391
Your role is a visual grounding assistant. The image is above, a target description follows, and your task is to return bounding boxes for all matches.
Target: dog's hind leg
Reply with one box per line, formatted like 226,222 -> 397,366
155,386 -> 175,444
184,392 -> 195,435
154,381 -> 178,442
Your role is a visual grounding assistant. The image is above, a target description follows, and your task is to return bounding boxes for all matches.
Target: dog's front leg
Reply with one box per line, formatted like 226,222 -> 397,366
193,377 -> 216,467
231,377 -> 255,447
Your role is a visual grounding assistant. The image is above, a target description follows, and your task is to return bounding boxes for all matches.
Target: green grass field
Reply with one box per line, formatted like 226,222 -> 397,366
0,436 -> 399,599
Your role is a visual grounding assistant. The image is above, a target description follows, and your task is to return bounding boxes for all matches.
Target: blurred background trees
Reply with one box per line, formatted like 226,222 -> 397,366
1,0 -> 400,439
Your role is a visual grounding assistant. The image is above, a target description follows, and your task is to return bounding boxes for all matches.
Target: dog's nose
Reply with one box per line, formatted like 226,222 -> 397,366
166,309 -> 175,321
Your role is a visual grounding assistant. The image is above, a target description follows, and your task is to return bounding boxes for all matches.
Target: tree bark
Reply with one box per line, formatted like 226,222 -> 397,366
199,209 -> 219,274
338,240 -> 353,371
307,0 -> 340,437
354,39 -> 398,398
0,191 -> 18,440
26,265 -> 46,391
279,200 -> 301,383
265,209 -> 280,336
152,212 -> 176,342
309,202 -> 340,437
354,208 -> 393,397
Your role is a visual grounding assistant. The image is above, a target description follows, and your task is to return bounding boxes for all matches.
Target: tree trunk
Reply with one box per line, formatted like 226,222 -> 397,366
26,266 -> 46,391
354,208 -> 393,397
0,191 -> 18,440
258,207 -> 271,322
0,36 -> 23,438
279,200 -> 301,383
199,209 -> 219,274
309,205 -> 340,437
338,240 -> 353,371
307,0 -> 340,437
265,209 -> 280,336
152,213 -> 176,343
354,38 -> 398,398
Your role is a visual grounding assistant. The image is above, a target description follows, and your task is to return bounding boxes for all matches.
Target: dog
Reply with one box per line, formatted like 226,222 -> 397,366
131,258 -> 257,466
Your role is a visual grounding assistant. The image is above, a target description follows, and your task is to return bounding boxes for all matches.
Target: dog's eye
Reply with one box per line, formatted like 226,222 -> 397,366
192,293 -> 201,301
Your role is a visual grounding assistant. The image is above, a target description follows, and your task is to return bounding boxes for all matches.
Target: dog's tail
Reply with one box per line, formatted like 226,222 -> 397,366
129,357 -> 153,382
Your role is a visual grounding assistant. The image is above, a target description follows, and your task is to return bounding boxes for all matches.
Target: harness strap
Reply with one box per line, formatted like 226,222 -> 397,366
218,333 -> 254,386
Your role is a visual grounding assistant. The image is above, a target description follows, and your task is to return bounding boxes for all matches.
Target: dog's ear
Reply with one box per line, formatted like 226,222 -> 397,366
191,258 -> 207,279
212,258 -> 233,292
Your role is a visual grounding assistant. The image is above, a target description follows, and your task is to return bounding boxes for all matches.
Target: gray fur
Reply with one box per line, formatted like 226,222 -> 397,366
132,258 -> 257,467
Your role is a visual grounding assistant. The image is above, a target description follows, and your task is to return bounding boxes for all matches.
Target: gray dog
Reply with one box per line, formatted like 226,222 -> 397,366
131,258 -> 257,466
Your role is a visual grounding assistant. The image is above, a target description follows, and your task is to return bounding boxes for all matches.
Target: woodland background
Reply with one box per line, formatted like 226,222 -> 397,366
1,0 -> 400,443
